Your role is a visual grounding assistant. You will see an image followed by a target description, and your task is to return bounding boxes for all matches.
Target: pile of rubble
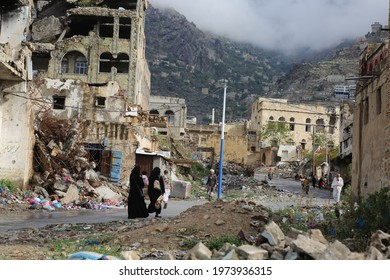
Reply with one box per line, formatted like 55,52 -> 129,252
175,228 -> 390,260
1,111 -> 128,211
118,200 -> 390,260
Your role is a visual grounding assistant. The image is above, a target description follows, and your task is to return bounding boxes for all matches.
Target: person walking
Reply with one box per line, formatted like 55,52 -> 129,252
301,177 -> 310,195
312,174 -> 317,188
147,167 -> 165,218
127,165 -> 149,219
206,169 -> 217,202
331,173 -> 344,203
162,170 -> 173,209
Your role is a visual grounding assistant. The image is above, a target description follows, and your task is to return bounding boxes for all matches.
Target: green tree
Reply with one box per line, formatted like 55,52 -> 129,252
260,122 -> 292,147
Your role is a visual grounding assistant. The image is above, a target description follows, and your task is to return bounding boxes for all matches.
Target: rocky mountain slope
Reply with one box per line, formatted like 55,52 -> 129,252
145,5 -> 290,123
145,5 -> 387,123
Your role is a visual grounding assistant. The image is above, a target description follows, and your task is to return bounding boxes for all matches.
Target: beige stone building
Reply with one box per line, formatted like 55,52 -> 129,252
339,101 -> 354,161
250,98 -> 340,165
30,0 -> 153,184
186,122 -> 249,166
0,1 -> 35,186
149,95 -> 187,139
0,0 -> 156,186
351,42 -> 389,199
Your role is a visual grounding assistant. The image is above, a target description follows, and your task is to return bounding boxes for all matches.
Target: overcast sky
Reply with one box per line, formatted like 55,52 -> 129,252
149,0 -> 388,53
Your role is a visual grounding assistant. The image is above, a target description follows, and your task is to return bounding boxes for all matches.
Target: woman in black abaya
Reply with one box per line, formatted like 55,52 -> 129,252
147,167 -> 165,218
127,165 -> 149,219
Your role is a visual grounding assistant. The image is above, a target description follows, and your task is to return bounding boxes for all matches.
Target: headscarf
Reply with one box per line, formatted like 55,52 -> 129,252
130,165 -> 141,181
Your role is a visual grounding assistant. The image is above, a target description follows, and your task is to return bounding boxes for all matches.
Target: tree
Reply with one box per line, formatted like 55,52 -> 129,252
259,122 -> 292,147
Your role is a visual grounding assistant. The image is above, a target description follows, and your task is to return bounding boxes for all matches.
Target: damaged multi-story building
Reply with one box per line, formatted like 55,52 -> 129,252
0,0 -> 35,186
0,0 -> 159,186
351,41 -> 389,199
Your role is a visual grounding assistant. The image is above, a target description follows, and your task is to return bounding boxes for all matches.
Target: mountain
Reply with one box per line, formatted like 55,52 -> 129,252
145,5 -> 290,123
145,5 -> 387,123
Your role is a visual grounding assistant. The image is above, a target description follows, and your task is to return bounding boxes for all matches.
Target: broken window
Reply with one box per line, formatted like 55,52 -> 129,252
149,110 -> 159,116
61,51 -> 88,75
315,119 -> 325,133
119,18 -> 131,39
53,96 -> 66,110
99,17 -> 114,38
99,52 -> 129,73
67,16 -> 97,37
329,115 -> 337,134
32,53 -> 50,72
165,110 -> 175,124
95,97 -> 106,108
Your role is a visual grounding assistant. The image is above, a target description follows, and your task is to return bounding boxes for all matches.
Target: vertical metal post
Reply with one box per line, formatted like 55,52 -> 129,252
312,125 -> 315,177
218,80 -> 227,199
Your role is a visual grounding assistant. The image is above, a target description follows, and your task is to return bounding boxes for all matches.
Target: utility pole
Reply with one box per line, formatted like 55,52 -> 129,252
312,125 -> 315,177
218,80 -> 227,200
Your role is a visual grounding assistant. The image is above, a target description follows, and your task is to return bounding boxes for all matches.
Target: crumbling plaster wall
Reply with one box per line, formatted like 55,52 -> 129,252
208,134 -> 248,165
0,3 -> 34,187
35,78 -> 152,183
0,81 -> 34,187
351,53 -> 388,199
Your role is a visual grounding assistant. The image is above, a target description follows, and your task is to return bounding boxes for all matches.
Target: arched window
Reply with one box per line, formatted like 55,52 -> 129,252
99,52 -> 130,73
61,51 -> 87,75
269,116 -> 274,121
149,110 -> 159,116
305,118 -> 311,132
278,117 -> 285,122
316,119 -> 325,133
289,117 -> 295,131
165,110 -> 175,124
287,138 -> 295,145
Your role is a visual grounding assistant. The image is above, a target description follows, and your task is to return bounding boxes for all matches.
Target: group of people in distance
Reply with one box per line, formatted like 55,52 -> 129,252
301,173 -> 344,204
127,165 -> 173,219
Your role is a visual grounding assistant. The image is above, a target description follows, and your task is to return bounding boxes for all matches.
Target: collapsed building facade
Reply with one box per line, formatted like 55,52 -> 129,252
0,0 -> 35,186
0,0 -> 160,187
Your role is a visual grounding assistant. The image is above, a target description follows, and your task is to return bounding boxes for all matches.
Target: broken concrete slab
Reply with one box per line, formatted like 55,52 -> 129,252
183,242 -> 212,260
236,245 -> 269,260
290,234 -> 327,260
171,180 -> 191,199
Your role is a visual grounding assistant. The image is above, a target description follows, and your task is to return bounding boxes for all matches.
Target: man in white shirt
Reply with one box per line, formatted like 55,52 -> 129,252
331,173 -> 344,203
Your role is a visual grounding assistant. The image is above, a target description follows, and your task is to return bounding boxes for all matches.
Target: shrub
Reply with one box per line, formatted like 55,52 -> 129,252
206,235 -> 244,251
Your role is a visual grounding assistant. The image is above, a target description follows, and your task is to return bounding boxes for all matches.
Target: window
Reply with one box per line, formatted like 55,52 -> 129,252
99,52 -> 129,73
287,138 -> 295,145
269,116 -> 274,121
61,51 -> 87,75
99,17 -> 114,38
119,18 -> 131,39
95,97 -> 106,107
149,110 -> 159,116
289,117 -> 295,131
75,56 -> 87,74
53,96 -> 65,110
376,86 -> 382,115
60,57 -> 68,74
316,119 -> 325,133
278,117 -> 285,122
364,98 -> 369,125
165,110 -> 175,124
305,118 -> 311,132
